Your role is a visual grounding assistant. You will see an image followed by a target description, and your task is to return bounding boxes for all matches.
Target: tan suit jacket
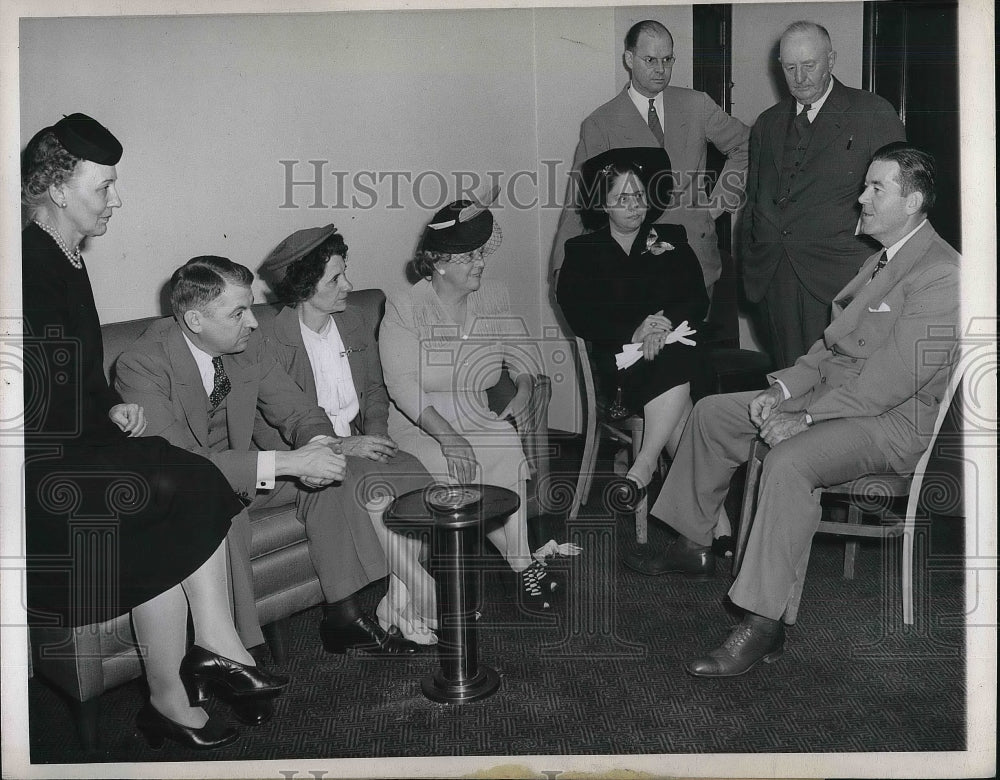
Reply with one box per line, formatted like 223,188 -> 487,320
115,320 -> 334,500
550,85 -> 750,287
770,221 -> 960,472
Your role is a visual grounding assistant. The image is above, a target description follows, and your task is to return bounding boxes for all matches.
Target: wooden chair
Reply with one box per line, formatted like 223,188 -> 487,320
733,361 -> 967,625
568,336 -> 655,541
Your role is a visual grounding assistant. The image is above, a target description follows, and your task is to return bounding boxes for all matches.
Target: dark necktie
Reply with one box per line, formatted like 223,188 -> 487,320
869,250 -> 889,282
647,98 -> 665,146
794,103 -> 813,135
209,356 -> 231,407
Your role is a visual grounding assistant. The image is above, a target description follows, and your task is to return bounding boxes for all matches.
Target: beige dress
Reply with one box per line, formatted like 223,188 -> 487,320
379,278 -> 529,499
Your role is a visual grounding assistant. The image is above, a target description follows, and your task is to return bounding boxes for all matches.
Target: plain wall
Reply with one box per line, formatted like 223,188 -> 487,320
17,4 -> 860,433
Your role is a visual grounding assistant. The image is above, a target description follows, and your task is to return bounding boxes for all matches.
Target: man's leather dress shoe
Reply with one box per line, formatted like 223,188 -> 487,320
620,537 -> 715,578
320,612 -> 419,655
685,614 -> 785,677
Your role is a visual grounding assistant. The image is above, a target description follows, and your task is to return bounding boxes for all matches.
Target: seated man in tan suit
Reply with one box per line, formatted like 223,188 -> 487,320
623,143 -> 960,677
116,256 -> 418,656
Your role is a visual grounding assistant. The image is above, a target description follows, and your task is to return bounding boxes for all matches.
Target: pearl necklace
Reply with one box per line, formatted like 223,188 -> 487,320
33,219 -> 83,269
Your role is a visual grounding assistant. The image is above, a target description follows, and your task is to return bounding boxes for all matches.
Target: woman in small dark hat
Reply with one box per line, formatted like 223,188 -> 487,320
556,147 -> 709,514
257,225 -> 438,645
21,113 -> 287,750
379,191 -> 562,609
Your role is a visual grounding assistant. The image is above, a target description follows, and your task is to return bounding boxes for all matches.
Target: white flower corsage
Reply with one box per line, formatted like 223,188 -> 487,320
644,227 -> 674,255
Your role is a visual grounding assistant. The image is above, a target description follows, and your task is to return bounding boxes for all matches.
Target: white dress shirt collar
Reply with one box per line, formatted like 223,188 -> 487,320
797,76 -> 835,122
181,331 -> 217,397
628,82 -> 663,131
884,218 -> 928,261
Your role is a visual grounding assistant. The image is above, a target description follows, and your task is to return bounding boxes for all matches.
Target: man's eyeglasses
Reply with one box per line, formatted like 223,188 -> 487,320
638,55 -> 676,69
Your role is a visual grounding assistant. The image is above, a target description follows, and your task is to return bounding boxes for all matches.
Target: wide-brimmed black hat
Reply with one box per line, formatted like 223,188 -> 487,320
577,146 -> 674,229
420,186 -> 502,255
47,113 -> 123,166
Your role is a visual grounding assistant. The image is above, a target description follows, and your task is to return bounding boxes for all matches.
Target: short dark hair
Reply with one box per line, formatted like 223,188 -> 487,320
412,248 -> 453,279
170,256 -> 254,320
871,142 -> 937,213
577,161 -> 648,231
273,229 -> 349,305
625,20 -> 672,52
21,131 -> 81,211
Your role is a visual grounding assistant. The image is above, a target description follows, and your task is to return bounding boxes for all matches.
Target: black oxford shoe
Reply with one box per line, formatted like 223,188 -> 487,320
685,615 -> 785,678
320,612 -> 419,655
620,537 -> 715,578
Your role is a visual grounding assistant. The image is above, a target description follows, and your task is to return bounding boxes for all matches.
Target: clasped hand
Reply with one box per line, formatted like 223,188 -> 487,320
631,309 -> 673,343
748,385 -> 809,446
294,437 -> 347,489
640,319 -> 697,361
109,403 -> 147,437
338,434 -> 398,463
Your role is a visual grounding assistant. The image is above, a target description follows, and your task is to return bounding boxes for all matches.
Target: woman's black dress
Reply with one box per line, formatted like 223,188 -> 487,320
557,222 -> 710,412
21,223 -> 241,627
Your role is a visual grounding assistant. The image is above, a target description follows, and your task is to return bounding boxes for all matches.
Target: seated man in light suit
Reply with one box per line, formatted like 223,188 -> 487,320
623,143 -> 960,677
115,256 -> 419,657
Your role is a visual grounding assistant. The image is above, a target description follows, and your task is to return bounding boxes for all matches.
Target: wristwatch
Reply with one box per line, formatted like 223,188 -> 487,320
803,411 -> 814,426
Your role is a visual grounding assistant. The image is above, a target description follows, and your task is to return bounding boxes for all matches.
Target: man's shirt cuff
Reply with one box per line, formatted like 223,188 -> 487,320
256,451 -> 276,490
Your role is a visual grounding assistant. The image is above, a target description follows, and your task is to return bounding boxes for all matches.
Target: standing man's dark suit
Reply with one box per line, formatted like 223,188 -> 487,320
740,25 -> 905,369
550,22 -> 749,290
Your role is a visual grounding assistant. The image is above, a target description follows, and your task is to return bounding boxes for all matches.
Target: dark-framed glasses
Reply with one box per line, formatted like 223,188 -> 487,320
614,191 -> 647,207
639,55 -> 675,68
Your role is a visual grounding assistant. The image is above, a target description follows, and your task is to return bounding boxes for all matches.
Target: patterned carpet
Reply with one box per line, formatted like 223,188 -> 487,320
27,432 -> 966,766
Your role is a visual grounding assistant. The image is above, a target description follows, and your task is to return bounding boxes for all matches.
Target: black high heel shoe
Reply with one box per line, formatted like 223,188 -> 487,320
135,701 -> 239,751
179,645 -> 289,706
605,476 -> 647,513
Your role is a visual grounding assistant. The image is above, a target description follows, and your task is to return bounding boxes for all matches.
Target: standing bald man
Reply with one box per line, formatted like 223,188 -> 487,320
550,20 -> 749,291
740,21 -> 905,369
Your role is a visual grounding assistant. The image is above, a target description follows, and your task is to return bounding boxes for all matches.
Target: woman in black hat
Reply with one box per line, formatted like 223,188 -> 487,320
380,194 -> 560,609
556,149 -> 709,511
21,114 -> 287,750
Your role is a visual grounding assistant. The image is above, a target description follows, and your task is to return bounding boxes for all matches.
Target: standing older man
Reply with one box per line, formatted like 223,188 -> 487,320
627,144 -> 959,677
550,19 -> 749,291
741,21 -> 906,369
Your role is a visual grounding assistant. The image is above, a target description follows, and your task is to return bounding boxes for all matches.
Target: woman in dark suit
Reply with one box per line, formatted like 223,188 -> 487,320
557,148 -> 709,508
21,113 -> 286,749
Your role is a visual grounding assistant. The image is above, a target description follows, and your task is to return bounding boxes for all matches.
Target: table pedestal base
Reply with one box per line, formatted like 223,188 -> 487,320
421,665 -> 500,704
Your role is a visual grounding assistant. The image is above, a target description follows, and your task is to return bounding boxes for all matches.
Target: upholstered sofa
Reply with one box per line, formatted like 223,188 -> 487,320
28,289 -> 551,750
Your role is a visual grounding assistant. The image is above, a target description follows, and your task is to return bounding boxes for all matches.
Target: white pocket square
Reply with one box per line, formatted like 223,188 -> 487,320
868,301 -> 891,313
